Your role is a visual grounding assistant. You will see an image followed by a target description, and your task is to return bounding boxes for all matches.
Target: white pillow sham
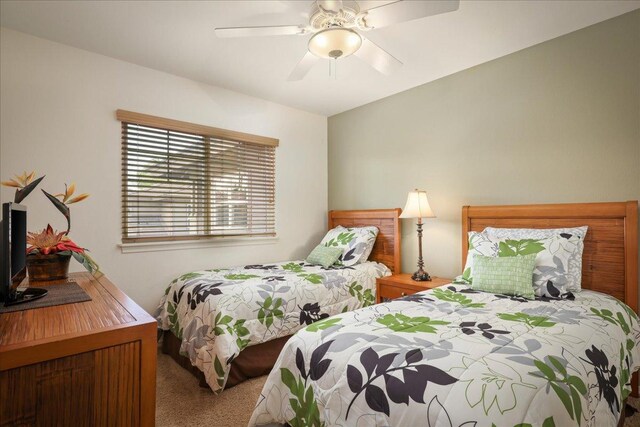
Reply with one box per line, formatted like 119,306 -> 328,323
484,226 -> 587,292
320,225 -> 378,266
456,231 -> 583,297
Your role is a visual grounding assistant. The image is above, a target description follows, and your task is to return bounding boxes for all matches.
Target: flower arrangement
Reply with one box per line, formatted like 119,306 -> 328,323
2,171 -> 101,277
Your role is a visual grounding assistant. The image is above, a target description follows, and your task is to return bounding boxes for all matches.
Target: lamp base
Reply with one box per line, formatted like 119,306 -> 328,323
411,270 -> 432,282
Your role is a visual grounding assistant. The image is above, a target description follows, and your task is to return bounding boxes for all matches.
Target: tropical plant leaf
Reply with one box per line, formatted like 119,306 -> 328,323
14,175 -> 45,203
42,189 -> 71,232
71,250 -> 101,276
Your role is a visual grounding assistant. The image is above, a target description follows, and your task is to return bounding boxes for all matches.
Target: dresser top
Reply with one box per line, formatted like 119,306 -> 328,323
0,272 -> 155,351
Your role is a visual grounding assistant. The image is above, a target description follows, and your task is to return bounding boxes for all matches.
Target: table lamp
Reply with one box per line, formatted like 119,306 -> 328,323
399,189 -> 436,281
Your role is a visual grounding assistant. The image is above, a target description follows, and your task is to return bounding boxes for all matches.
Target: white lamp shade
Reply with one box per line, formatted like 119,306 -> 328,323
399,190 -> 436,219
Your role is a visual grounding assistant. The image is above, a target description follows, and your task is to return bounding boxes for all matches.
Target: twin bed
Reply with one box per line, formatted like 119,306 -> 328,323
158,209 -> 401,391
158,201 -> 640,427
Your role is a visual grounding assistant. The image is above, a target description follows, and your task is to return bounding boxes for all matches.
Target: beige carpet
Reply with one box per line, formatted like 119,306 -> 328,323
156,349 -> 640,427
156,350 -> 265,427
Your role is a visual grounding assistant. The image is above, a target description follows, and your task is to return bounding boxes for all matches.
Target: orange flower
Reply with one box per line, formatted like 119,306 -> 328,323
54,182 -> 89,204
27,225 -> 85,255
1,171 -> 36,189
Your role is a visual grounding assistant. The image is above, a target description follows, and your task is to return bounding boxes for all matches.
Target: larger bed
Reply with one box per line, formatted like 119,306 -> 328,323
249,201 -> 639,427
157,209 -> 401,392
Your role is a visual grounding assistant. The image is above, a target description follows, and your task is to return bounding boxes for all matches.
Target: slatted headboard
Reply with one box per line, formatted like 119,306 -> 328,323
328,209 -> 402,274
462,201 -> 639,396
462,201 -> 639,312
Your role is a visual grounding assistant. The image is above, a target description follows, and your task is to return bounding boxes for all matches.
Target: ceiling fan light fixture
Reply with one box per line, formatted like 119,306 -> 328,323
308,28 -> 362,59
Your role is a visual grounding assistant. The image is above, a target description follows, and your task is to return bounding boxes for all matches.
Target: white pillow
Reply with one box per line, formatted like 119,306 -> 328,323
484,226 -> 587,292
455,231 -> 583,297
320,225 -> 378,266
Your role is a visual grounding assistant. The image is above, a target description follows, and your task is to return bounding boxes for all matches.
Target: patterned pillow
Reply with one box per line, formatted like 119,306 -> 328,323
484,226 -> 588,292
454,232 -> 494,284
306,245 -> 344,268
455,231 -> 582,297
471,253 -> 537,299
320,226 -> 379,266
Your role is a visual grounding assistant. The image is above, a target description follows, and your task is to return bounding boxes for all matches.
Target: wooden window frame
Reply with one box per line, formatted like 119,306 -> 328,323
117,110 -> 278,243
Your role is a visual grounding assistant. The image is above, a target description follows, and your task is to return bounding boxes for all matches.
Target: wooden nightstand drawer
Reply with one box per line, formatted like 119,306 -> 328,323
376,274 -> 451,304
378,284 -> 413,302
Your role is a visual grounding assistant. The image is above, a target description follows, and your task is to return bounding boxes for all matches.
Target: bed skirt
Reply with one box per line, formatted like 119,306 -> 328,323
161,330 -> 291,389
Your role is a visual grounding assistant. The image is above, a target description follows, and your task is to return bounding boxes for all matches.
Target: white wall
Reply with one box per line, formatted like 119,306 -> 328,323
0,28 -> 328,314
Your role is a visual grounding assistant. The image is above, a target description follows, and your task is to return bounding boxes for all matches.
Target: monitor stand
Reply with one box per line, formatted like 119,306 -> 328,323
3,287 -> 48,307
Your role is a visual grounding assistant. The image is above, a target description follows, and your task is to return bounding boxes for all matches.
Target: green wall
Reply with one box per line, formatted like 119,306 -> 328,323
328,10 -> 640,280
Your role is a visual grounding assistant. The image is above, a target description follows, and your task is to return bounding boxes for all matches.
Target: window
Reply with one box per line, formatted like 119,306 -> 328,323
117,110 -> 277,243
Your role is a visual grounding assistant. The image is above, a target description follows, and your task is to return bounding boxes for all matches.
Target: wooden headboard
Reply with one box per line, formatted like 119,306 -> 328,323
328,209 -> 401,274
462,201 -> 638,312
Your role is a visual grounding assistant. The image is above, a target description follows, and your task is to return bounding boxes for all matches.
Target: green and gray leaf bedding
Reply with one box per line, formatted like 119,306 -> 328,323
455,230 -> 586,298
156,260 -> 391,392
249,285 -> 640,427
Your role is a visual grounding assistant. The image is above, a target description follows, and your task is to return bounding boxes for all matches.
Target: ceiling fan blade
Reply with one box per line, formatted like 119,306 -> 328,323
287,52 -> 320,81
214,25 -> 308,38
361,0 -> 459,29
354,38 -> 402,75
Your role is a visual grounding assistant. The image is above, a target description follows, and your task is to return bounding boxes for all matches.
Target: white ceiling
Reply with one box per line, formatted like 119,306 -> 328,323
1,0 -> 638,116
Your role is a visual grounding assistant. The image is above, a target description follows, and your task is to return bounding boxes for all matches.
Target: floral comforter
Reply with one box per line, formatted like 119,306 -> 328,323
249,285 -> 640,427
156,260 -> 390,392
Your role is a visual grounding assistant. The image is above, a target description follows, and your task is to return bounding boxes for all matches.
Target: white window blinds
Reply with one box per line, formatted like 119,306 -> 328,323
118,111 -> 277,243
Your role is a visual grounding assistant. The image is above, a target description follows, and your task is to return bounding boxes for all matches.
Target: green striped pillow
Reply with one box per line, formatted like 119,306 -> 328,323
306,245 -> 343,268
471,253 -> 537,299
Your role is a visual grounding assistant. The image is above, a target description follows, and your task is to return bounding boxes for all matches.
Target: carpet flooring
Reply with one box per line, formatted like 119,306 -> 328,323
156,350 -> 640,427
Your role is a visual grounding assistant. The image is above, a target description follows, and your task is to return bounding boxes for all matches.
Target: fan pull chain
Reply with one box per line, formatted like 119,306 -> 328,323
330,58 -> 337,79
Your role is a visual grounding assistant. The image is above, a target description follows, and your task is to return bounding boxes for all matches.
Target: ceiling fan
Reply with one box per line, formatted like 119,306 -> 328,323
214,0 -> 460,81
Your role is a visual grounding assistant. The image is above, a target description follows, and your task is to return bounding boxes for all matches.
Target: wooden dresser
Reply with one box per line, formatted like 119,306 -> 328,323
0,273 -> 157,426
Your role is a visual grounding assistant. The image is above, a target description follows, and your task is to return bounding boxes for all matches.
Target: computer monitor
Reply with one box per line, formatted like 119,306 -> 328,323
1,202 -> 47,306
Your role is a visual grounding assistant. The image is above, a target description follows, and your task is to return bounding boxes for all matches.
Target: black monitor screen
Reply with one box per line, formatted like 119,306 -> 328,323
1,203 -> 27,301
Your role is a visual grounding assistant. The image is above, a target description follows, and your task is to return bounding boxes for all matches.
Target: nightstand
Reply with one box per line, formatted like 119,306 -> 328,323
376,274 -> 452,304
